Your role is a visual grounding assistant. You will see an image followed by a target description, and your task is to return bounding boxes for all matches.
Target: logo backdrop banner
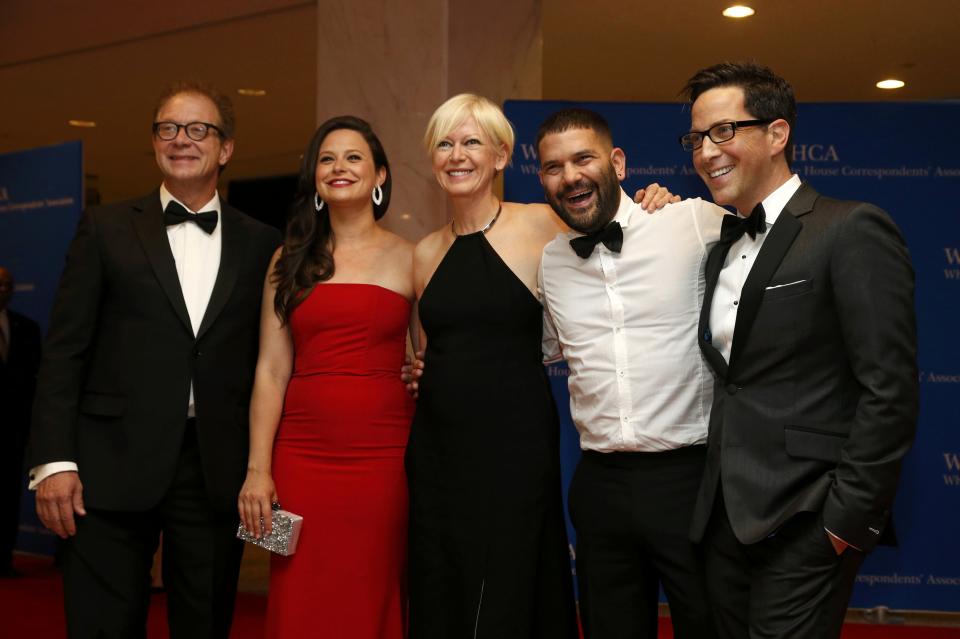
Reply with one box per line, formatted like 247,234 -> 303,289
504,100 -> 960,612
0,140 -> 84,555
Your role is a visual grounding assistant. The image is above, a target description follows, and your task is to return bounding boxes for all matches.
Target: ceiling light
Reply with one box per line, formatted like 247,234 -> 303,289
876,79 -> 905,90
237,88 -> 267,97
400,213 -> 411,221
68,119 -> 97,128
722,5 -> 755,18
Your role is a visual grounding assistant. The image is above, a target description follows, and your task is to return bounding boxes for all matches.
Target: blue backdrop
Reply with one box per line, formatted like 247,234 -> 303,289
504,100 -> 960,612
0,140 -> 84,555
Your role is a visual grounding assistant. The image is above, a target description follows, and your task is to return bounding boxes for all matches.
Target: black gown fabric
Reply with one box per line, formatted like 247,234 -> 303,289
406,232 -> 577,639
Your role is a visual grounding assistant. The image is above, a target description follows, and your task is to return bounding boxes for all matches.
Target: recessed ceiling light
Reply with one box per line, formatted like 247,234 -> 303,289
722,5 -> 755,18
400,213 -> 411,221
68,119 -> 97,128
237,88 -> 267,97
876,79 -> 905,90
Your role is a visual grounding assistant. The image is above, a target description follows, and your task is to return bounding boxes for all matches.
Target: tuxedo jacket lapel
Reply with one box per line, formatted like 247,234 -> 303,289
196,204 -> 247,341
699,234 -> 732,380
728,185 -> 817,371
132,192 -> 193,335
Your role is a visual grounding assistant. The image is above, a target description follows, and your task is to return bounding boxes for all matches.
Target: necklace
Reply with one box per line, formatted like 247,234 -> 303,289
451,201 -> 502,237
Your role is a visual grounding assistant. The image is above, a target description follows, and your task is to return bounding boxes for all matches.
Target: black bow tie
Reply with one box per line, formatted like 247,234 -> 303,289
569,221 -> 623,259
164,201 -> 218,234
720,203 -> 767,245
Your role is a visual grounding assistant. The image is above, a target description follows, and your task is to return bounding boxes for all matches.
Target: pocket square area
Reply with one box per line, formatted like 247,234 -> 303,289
766,279 -> 808,290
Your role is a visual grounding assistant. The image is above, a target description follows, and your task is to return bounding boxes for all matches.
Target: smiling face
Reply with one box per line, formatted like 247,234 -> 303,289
430,117 -> 507,199
152,92 -> 233,193
690,86 -> 789,214
538,127 -> 624,234
314,128 -> 385,210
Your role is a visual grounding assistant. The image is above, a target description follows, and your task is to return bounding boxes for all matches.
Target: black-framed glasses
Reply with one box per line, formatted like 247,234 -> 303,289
152,121 -> 223,142
679,119 -> 773,151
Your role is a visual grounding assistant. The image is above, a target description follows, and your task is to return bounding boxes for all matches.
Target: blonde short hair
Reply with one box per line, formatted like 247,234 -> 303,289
423,93 -> 515,159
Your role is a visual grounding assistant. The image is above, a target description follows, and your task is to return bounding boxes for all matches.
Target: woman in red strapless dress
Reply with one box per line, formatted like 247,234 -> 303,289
238,116 -> 416,639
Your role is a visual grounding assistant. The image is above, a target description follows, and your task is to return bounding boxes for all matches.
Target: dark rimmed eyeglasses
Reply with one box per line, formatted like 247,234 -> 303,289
679,119 -> 773,151
152,121 -> 224,142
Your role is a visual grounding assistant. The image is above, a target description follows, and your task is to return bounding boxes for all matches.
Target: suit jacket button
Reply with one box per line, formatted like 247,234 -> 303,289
193,348 -> 201,357
725,384 -> 738,395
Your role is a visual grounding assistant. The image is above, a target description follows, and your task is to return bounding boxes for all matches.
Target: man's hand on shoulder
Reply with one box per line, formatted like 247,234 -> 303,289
36,471 -> 86,539
633,183 -> 681,212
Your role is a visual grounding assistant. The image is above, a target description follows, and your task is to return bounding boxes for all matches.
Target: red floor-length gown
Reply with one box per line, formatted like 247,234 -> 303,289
267,284 -> 414,638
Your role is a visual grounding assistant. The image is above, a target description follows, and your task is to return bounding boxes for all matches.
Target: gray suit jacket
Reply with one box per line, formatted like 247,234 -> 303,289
691,182 -> 918,553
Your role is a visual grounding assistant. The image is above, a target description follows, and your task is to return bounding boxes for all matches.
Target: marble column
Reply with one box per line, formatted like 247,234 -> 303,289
315,0 -> 541,240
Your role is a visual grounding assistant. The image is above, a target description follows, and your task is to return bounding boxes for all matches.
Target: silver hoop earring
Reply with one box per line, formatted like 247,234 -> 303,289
314,193 -> 324,211
372,185 -> 383,206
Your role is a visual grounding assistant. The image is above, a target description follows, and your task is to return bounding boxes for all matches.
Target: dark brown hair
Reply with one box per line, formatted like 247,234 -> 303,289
273,115 -> 392,323
682,62 -> 797,164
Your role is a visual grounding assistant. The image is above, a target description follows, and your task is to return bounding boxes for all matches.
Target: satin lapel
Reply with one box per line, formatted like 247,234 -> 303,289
132,192 -> 193,334
699,239 -> 731,380
727,204 -> 807,372
196,205 -> 247,341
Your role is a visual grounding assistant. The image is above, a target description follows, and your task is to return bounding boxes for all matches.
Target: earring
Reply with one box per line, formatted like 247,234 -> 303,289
314,193 -> 324,211
372,185 -> 384,206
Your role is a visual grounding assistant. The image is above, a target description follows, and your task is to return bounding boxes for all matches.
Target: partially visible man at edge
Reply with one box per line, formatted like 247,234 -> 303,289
28,82 -> 280,638
0,266 -> 41,578
684,62 -> 918,639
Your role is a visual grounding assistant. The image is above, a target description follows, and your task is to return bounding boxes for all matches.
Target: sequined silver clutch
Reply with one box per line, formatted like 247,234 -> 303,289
236,507 -> 303,556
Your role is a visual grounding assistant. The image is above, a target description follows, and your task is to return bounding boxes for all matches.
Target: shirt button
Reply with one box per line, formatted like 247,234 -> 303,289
733,300 -> 739,306
741,255 -> 747,259
618,370 -> 625,377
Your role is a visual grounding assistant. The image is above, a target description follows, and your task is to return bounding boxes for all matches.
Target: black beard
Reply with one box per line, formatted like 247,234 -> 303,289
544,163 -> 621,234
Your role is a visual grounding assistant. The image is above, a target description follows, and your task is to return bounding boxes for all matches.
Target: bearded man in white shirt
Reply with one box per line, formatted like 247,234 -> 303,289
28,82 -> 280,638
537,108 -> 725,639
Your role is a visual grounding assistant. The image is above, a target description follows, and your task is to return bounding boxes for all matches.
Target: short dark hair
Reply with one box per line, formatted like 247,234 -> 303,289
153,81 -> 236,139
682,62 -> 796,164
536,108 -> 613,148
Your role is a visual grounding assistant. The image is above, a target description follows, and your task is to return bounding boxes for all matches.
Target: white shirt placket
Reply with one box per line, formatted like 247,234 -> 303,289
599,248 -> 635,447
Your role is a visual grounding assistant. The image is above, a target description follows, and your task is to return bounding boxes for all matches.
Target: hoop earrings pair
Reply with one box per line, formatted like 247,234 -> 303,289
314,185 -> 383,212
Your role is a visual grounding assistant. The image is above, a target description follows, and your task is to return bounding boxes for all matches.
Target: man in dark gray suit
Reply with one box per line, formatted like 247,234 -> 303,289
683,62 -> 918,638
29,82 -> 280,638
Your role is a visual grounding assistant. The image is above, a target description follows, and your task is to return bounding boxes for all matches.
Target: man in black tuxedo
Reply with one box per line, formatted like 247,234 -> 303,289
28,82 -> 280,638
682,62 -> 918,638
0,266 -> 41,577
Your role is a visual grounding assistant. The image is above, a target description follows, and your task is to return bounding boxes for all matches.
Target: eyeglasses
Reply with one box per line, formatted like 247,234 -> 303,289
152,121 -> 223,142
679,119 -> 773,151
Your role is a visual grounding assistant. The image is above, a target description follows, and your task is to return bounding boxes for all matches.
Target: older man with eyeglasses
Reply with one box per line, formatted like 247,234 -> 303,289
28,82 -> 280,638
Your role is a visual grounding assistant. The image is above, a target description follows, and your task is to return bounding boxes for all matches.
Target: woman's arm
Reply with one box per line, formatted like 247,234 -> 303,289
238,248 -> 294,537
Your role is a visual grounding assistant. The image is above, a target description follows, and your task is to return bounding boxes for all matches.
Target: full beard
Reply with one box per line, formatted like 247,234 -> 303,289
545,164 -> 621,234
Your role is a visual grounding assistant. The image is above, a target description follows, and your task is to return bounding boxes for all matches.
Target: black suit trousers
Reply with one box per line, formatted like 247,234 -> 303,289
703,491 -> 863,639
569,446 -> 716,639
63,423 -> 244,639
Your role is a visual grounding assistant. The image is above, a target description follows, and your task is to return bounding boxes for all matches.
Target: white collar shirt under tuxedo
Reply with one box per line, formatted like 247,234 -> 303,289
539,189 -> 725,452
708,174 -> 802,362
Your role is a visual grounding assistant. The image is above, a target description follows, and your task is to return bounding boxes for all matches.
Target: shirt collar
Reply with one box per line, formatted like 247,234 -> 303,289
754,174 -> 801,226
159,184 -> 221,215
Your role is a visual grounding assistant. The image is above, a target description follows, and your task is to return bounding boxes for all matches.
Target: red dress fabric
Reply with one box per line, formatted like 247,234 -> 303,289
267,284 -> 414,639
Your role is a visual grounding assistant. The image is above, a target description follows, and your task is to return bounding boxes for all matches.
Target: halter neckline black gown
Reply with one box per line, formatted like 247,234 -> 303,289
406,232 -> 577,638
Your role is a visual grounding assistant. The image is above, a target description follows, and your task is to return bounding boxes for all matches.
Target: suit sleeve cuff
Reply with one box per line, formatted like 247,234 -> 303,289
28,462 -> 79,489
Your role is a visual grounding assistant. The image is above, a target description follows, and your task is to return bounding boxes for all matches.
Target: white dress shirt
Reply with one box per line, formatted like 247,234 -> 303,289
29,185 -> 222,488
539,189 -> 726,452
708,175 -> 801,362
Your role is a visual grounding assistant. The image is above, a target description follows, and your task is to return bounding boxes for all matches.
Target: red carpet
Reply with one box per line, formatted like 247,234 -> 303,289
2,554 -> 958,638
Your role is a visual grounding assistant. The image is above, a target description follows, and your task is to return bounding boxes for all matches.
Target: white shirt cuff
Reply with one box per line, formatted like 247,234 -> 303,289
28,462 -> 79,489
